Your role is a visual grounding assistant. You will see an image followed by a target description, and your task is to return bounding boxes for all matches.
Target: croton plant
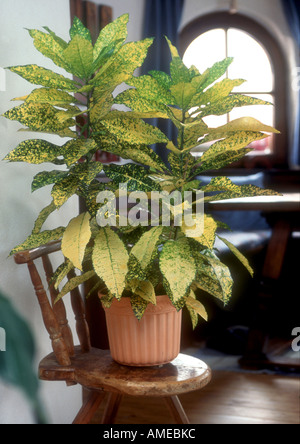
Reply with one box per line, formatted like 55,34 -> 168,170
3,14 -> 280,325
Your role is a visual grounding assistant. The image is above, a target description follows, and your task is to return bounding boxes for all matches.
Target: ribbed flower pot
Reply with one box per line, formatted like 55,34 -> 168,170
102,295 -> 182,367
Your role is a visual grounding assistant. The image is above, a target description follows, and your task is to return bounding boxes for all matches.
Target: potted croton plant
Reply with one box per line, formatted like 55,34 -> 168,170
3,14 -> 280,366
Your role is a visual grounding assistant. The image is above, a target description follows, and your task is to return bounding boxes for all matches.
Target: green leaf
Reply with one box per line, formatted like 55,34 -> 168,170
93,13 -> 128,62
51,260 -> 74,290
191,78 -> 245,108
217,235 -> 254,277
7,65 -> 79,91
200,131 -> 267,164
197,57 -> 234,92
92,227 -> 129,300
186,293 -> 208,321
28,29 -> 71,71
199,94 -> 272,117
62,139 -> 97,166
51,175 -> 79,208
130,279 -> 156,305
130,226 -> 164,271
15,88 -> 75,107
130,293 -> 149,321
69,162 -> 103,186
55,270 -> 95,302
63,35 -> 94,79
3,103 -> 74,134
91,38 -> 154,89
202,176 -> 281,202
198,249 -> 233,304
10,227 -> 65,255
101,111 -> 169,146
61,213 -> 91,271
104,163 -> 160,192
194,148 -> 253,174
70,17 -> 92,43
32,200 -> 57,234
159,239 -> 196,309
182,214 -> 217,249
32,170 -> 68,192
3,139 -> 62,164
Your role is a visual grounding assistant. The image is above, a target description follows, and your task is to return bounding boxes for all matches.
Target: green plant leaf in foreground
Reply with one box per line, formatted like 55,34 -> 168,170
217,235 -> 254,277
10,227 -> 65,256
92,228 -> 129,300
61,213 -> 91,271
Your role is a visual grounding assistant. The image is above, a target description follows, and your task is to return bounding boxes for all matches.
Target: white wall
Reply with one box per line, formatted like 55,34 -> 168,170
0,0 -> 81,424
180,0 -> 299,167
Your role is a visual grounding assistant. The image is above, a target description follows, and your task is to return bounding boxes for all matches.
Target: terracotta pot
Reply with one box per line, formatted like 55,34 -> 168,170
101,295 -> 182,367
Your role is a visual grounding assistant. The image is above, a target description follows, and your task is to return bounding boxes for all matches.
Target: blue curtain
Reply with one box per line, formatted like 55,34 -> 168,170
281,0 -> 300,166
141,0 -> 184,163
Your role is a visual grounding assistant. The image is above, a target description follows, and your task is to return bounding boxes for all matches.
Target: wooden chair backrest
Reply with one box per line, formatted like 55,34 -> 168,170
14,241 -> 91,366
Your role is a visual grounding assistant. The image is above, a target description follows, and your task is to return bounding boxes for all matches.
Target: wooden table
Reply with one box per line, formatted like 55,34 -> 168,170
208,193 -> 300,372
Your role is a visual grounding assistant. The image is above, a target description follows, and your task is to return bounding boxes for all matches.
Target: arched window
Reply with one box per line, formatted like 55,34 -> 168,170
179,13 -> 288,168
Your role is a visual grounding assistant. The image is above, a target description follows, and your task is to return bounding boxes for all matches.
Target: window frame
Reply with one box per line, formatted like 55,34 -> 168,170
179,12 -> 288,169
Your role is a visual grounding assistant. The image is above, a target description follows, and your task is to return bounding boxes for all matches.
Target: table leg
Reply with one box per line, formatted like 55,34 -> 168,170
164,396 -> 190,424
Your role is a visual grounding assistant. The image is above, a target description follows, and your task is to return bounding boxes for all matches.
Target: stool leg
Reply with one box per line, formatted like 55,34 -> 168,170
101,393 -> 123,424
164,396 -> 190,424
73,391 -> 106,424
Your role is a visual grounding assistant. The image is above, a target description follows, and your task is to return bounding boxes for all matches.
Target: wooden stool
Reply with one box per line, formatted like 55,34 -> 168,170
14,242 -> 211,424
39,348 -> 211,424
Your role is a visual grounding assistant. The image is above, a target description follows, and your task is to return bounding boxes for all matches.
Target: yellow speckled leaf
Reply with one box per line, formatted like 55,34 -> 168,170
63,34 -> 94,79
55,270 -> 95,302
3,139 -> 61,164
10,227 -> 65,256
93,13 -> 128,61
182,214 -> 217,249
61,213 -> 91,271
14,88 -> 75,107
159,238 -> 196,308
28,29 -> 71,72
217,235 -> 254,277
130,226 -> 164,271
92,228 -> 129,300
51,175 -> 79,208
186,292 -> 208,321
7,65 -> 79,91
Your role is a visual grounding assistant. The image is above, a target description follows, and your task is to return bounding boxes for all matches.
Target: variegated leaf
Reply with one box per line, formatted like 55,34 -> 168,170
202,176 -> 281,202
69,162 -> 103,185
28,29 -> 71,72
51,260 -> 74,290
32,201 -> 57,234
199,249 -> 233,304
14,88 -> 75,107
200,131 -> 267,164
92,227 -> 129,300
159,239 -> 196,308
186,292 -> 208,322
63,35 -> 94,79
7,65 -> 79,91
130,279 -> 156,305
32,171 -> 68,193
91,38 -> 154,89
196,58 -> 234,92
194,148 -> 253,174
93,13 -> 128,62
3,103 -> 74,133
130,293 -> 149,321
182,214 -> 217,249
51,175 -> 79,208
104,163 -> 160,192
101,111 -> 169,146
217,235 -> 254,277
10,227 -> 65,256
199,94 -> 272,117
62,139 -> 97,166
70,17 -> 92,43
130,226 -> 164,271
191,78 -> 244,108
61,213 -> 91,271
3,139 -> 61,164
55,270 -> 95,303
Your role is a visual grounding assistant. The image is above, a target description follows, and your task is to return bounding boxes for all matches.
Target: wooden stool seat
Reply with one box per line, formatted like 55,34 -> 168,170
39,347 -> 211,424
